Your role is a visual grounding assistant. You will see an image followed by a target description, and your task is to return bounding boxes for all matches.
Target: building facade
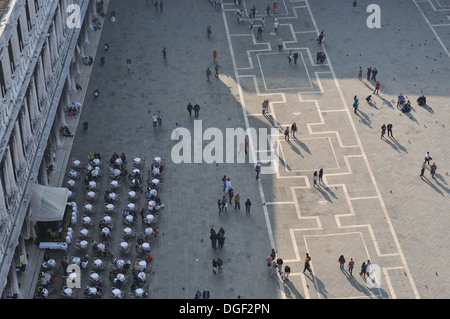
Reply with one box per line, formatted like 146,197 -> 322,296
0,0 -> 101,298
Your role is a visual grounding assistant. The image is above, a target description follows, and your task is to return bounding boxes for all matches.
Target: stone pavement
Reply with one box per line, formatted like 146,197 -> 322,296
32,0 -> 450,299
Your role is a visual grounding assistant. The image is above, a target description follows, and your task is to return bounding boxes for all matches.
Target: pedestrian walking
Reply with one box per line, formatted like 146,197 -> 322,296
276,257 -> 284,273
225,178 -> 232,192
187,102 -> 193,117
338,255 -> 346,271
266,256 -> 274,274
217,233 -> 225,248
277,38 -> 283,52
228,188 -> 234,204
194,103 -> 200,118
358,66 -> 362,79
214,63 -> 221,78
217,258 -> 223,274
249,16 -> 254,30
352,0 -> 357,13
430,162 -> 437,177
313,171 -> 318,188
255,164 -> 261,180
245,137 -> 249,155
291,122 -> 297,138
213,49 -> 217,62
367,67 -> 372,81
284,126 -> 290,142
366,260 -> 372,277
202,290 -> 210,299
210,229 -> 218,249
195,290 -> 202,298
162,46 -> 167,59
221,196 -> 228,212
318,168 -> 323,183
397,93 -> 404,109
206,67 -> 212,82
245,198 -> 252,212
293,52 -> 299,64
207,25 -> 212,39
287,51 -> 293,64
420,161 -> 426,177
381,124 -> 386,139
387,123 -> 393,137
360,262 -> 367,278
234,194 -> 240,209
273,1 -> 278,14
274,19 -> 279,33
371,68 -> 378,81
266,4 -> 271,16
261,17 -> 265,30
257,26 -> 263,39
425,152 -> 432,165
303,253 -> 312,274
373,81 -> 380,94
347,258 -> 355,275
212,258 -> 218,274
218,199 -> 222,214
270,249 -> 277,261
127,58 -> 131,71
317,30 -> 324,45
353,96 -> 359,113
283,265 -> 291,281
152,113 -> 158,128
159,0 -> 163,12
221,175 -> 227,191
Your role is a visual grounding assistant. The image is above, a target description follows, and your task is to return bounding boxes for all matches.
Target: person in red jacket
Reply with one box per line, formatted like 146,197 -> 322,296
273,1 -> 278,14
373,81 -> 380,94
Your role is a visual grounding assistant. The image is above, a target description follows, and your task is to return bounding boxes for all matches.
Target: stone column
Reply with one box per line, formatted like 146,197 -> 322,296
39,156 -> 49,187
0,177 -> 7,221
29,80 -> 40,120
50,23 -> 59,64
13,122 -> 25,168
4,146 -> 17,194
36,57 -> 47,101
21,104 -> 33,145
43,39 -> 53,78
59,100 -> 68,127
